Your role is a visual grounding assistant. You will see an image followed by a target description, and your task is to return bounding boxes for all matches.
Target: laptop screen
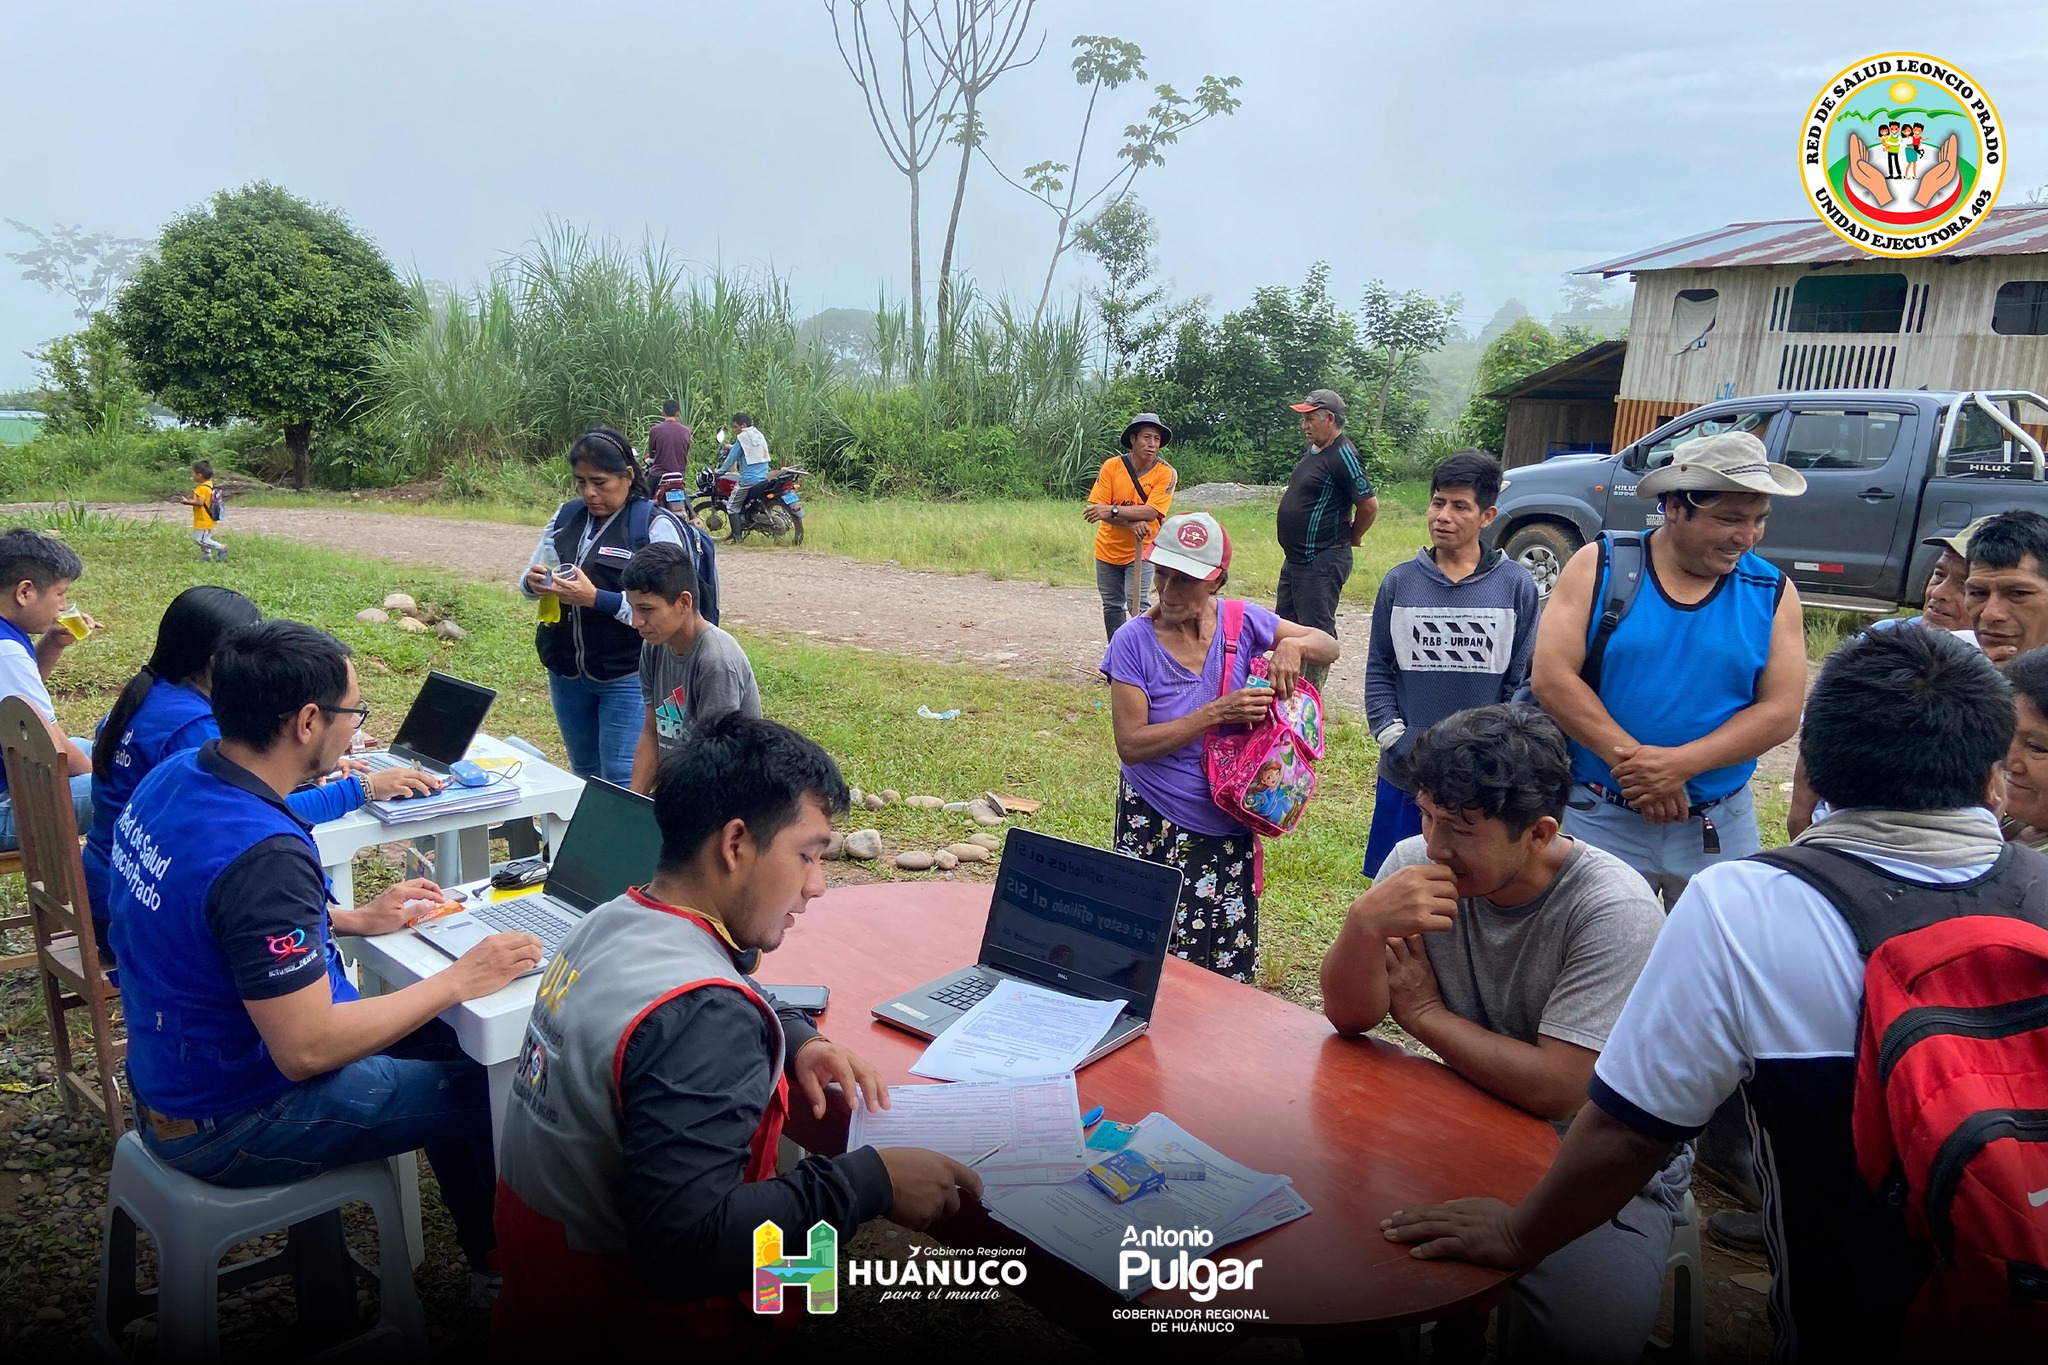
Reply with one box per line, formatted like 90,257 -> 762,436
388,672 -> 496,768
980,830 -> 1182,1012
546,779 -> 663,912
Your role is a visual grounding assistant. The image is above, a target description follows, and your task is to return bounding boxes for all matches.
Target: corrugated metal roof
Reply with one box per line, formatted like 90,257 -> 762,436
1576,205 -> 2048,276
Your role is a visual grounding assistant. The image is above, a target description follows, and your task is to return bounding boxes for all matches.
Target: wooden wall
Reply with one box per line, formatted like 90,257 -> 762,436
1610,252 -> 2048,449
1502,400 -> 1618,469
1613,398 -> 1697,450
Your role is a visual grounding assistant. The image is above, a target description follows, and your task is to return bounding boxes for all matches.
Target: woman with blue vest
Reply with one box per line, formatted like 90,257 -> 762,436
519,430 -> 686,784
83,587 -> 440,957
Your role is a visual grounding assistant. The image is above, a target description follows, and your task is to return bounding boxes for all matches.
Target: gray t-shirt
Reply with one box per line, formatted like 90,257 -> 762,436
638,624 -> 761,759
1379,835 -> 1664,1052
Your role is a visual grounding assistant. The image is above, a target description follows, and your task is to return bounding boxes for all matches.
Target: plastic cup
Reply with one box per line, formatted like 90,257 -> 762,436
57,608 -> 89,641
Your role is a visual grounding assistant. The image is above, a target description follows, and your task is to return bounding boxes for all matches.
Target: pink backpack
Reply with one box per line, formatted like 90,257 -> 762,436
1202,600 -> 1326,838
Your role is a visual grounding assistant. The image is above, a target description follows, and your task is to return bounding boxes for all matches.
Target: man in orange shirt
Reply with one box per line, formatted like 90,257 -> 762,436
1085,413 -> 1177,640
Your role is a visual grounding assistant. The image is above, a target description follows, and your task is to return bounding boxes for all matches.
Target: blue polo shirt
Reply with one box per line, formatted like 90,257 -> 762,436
109,742 -> 357,1121
84,679 -> 366,927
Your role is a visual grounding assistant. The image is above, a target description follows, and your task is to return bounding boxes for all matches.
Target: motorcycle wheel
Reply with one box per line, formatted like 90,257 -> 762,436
790,508 -> 805,545
699,505 -> 727,535
757,505 -> 795,543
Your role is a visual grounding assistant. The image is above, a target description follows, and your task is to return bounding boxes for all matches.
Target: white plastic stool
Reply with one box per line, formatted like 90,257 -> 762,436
1645,1190 -> 1706,1365
1493,1189 -> 1707,1364
92,1131 -> 427,1361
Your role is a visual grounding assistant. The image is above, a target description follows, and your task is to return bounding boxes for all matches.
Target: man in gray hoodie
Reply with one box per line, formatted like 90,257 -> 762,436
1364,451 -> 1539,877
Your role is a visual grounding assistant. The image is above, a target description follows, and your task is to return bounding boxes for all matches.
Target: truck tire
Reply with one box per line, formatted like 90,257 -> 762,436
1503,522 -> 1582,601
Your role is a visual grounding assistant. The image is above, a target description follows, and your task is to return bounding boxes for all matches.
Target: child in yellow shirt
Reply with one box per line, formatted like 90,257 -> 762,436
180,460 -> 226,562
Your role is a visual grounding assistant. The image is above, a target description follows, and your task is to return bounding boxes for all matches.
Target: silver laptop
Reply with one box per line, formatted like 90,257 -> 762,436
363,671 -> 496,775
872,829 -> 1183,1065
412,780 -> 660,967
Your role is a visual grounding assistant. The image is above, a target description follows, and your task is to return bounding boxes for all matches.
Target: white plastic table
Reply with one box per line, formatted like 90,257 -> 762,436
342,890 -> 548,1153
311,733 -> 583,910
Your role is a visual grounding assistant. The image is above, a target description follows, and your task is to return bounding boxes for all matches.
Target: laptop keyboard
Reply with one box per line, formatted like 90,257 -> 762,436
473,898 -> 573,954
930,975 -> 998,1011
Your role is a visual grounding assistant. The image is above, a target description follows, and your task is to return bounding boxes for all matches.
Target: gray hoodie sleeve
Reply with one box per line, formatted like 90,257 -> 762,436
1365,566 -> 1405,744
1500,570 -> 1541,701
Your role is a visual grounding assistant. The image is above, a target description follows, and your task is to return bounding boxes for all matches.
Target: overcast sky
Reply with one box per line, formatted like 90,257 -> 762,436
3,1 -> 2045,388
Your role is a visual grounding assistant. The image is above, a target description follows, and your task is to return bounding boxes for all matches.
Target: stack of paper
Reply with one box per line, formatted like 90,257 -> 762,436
982,1114 -> 1312,1298
367,781 -> 521,826
910,979 -> 1127,1082
847,1076 -> 1089,1186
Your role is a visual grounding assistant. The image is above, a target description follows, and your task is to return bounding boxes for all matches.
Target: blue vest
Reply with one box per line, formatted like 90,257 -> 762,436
108,748 -> 356,1120
1568,539 -> 1785,805
0,616 -> 37,799
84,678 -> 215,918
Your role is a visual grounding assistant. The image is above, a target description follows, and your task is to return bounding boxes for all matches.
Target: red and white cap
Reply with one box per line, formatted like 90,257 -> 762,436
1144,512 -> 1232,582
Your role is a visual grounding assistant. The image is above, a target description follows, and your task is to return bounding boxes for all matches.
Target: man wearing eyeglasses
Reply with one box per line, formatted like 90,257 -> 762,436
106,620 -> 545,1305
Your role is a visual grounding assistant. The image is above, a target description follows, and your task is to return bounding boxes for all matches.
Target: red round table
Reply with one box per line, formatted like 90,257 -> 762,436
767,882 -> 1559,1341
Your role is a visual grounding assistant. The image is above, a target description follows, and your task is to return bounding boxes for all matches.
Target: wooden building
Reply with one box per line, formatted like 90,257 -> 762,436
1487,340 -> 1625,470
1576,204 -> 2048,449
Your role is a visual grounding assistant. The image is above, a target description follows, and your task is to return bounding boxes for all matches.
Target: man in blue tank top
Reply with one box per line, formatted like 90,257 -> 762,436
1531,432 -> 1809,906
108,621 -> 544,1298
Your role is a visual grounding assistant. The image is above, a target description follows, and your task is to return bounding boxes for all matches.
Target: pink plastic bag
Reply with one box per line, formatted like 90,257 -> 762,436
1202,600 -> 1326,839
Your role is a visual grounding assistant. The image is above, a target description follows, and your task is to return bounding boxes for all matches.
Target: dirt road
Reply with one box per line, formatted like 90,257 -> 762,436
105,501 -> 1802,781
111,500 -> 1379,702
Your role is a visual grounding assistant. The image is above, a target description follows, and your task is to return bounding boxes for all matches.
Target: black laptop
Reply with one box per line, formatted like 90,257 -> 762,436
411,780 -> 661,967
363,671 -> 496,775
871,829 -> 1183,1065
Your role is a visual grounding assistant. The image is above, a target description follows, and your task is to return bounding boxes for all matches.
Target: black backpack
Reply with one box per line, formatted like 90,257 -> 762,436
1512,530 -> 1645,704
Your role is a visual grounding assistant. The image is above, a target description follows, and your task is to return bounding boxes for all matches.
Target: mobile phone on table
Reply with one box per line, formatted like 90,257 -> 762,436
768,984 -> 830,1016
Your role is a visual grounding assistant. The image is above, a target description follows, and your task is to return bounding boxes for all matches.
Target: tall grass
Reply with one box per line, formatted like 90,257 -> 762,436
359,225 -> 1125,500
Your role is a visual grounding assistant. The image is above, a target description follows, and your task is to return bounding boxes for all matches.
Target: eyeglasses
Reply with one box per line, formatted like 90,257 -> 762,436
282,703 -> 371,729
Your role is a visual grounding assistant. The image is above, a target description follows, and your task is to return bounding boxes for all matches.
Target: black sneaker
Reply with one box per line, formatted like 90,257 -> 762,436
1707,1209 -> 1766,1250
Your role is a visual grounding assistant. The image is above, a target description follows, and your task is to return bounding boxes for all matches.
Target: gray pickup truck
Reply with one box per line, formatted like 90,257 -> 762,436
1485,388 -> 2048,610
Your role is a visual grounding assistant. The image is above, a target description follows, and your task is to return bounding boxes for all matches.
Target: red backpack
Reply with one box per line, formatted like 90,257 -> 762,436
1757,844 -> 2048,1353
1202,599 -> 1325,838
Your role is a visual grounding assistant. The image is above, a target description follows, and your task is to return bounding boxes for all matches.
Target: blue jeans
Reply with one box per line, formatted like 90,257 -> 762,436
546,670 -> 640,784
0,768 -> 94,853
1362,776 -> 1423,880
139,1021 -> 497,1268
1095,558 -> 1155,641
1562,780 -> 1759,907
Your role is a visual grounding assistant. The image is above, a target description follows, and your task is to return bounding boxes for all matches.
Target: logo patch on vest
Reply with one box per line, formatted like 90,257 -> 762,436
596,545 -> 634,560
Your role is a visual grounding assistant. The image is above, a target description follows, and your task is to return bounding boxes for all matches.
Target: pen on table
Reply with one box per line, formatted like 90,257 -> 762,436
967,1142 -> 1007,1169
1080,1105 -> 1105,1129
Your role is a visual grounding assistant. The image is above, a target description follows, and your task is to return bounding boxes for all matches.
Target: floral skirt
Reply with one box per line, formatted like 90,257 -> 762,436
1114,779 -> 1259,983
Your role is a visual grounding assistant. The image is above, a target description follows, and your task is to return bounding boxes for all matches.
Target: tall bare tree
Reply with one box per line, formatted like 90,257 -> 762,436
983,36 -> 1241,320
827,0 -> 965,351
5,220 -> 149,321
925,0 -> 1043,345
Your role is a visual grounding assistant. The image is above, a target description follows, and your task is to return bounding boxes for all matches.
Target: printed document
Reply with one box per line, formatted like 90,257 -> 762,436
910,979 -> 1126,1082
983,1113 -> 1309,1298
847,1075 -> 1088,1186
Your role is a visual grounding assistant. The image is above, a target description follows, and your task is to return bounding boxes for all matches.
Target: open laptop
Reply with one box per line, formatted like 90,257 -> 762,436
411,779 -> 661,966
362,671 -> 497,775
872,829 -> 1183,1065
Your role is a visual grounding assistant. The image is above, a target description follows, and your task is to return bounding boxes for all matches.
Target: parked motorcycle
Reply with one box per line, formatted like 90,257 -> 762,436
690,464 -> 807,544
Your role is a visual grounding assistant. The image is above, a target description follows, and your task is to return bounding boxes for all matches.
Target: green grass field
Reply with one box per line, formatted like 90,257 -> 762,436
26,513 -> 1381,998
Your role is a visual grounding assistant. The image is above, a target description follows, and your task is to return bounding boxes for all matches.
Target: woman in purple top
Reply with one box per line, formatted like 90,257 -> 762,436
1101,512 -> 1338,981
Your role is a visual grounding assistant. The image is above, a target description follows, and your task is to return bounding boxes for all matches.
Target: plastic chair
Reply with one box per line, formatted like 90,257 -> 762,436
93,1131 -> 426,1361
1493,1189 -> 1706,1364
1645,1190 -> 1705,1365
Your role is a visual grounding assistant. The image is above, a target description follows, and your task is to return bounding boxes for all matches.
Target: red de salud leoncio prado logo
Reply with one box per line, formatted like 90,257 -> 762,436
1800,54 -> 2005,257
1177,521 -> 1209,550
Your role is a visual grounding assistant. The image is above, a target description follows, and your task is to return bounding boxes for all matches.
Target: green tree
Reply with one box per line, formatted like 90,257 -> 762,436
1073,196 -> 1166,372
986,35 -> 1241,319
1457,317 -> 1598,454
1356,280 -> 1461,437
5,220 -> 149,321
32,312 -> 147,436
113,183 -> 412,488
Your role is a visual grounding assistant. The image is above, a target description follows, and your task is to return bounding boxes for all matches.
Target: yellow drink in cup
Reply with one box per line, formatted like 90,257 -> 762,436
57,608 -> 89,641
